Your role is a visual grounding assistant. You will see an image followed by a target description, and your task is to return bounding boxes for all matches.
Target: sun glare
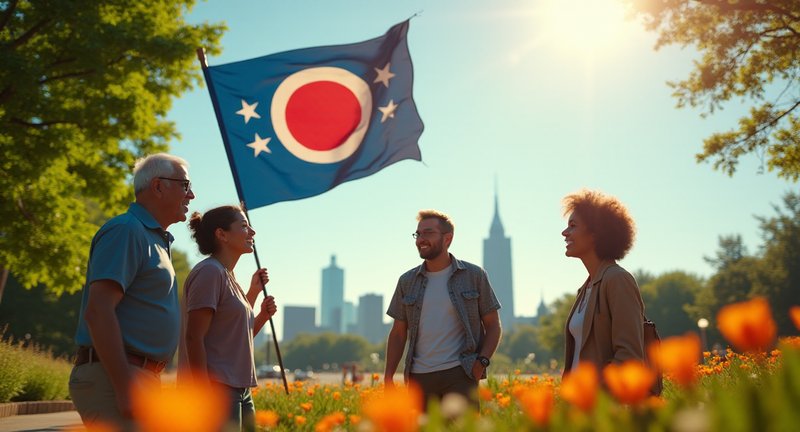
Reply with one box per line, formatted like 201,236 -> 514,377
536,0 -> 630,60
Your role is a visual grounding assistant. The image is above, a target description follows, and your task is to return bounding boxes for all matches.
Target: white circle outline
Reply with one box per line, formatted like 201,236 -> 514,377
271,67 -> 372,164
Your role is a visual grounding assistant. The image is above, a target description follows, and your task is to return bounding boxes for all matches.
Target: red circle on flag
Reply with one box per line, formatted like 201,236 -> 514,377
272,67 -> 371,164
285,81 -> 361,152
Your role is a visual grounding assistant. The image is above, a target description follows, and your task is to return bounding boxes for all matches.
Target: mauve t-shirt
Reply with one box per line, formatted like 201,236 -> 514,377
179,257 -> 256,388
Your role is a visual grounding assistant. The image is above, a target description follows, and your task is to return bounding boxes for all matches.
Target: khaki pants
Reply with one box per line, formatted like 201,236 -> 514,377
69,362 -> 160,431
409,365 -> 479,411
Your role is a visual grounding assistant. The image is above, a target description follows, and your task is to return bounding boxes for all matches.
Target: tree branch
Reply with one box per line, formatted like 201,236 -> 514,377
0,85 -> 13,106
757,24 -> 800,39
7,18 -> 51,50
10,118 -> 73,128
48,57 -> 78,69
0,0 -> 19,33
38,69 -> 96,84
732,98 -> 800,147
41,54 -> 129,84
16,197 -> 36,223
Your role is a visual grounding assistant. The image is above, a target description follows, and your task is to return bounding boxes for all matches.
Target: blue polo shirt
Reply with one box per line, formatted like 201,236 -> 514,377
74,203 -> 180,361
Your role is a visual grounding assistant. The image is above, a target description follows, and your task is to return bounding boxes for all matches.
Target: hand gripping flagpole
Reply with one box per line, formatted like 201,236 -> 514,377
196,47 -> 290,395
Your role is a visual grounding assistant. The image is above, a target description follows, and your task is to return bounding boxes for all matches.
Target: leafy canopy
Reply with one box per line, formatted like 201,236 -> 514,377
628,0 -> 800,179
0,0 -> 224,295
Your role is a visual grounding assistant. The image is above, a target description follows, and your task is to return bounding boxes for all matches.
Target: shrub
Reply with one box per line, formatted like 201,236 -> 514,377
0,330 -> 72,402
12,349 -> 71,401
0,335 -> 30,402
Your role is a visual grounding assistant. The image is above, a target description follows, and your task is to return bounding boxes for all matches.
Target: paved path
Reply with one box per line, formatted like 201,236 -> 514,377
0,411 -> 82,432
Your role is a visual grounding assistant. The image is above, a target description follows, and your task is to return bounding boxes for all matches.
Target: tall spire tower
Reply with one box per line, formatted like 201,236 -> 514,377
483,186 -> 515,331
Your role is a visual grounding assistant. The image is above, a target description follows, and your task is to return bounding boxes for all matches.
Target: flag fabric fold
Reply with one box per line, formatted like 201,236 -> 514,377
203,20 -> 424,209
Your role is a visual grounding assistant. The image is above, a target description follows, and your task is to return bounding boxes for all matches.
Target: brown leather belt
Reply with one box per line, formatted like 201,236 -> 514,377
74,346 -> 167,374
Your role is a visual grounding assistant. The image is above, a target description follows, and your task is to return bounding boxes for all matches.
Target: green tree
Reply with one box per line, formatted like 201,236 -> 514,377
639,271 -> 704,338
704,234 -> 748,270
753,191 -> 800,335
501,324 -> 537,360
535,293 -> 576,369
691,235 -> 762,346
628,0 -> 800,179
0,0 -> 224,298
282,333 -> 373,371
633,269 -> 655,288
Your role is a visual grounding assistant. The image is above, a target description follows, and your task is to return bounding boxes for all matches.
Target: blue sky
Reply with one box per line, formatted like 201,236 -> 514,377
166,0 -> 790,341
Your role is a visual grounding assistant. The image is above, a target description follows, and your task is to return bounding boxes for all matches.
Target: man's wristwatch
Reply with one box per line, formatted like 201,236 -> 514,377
477,356 -> 491,367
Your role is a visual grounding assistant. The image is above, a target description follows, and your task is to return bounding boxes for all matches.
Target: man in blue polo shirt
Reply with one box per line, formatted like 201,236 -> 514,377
69,153 -> 195,429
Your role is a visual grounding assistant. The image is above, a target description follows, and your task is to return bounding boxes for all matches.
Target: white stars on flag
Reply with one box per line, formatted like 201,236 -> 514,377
373,63 -> 395,88
236,99 -> 261,124
246,133 -> 271,156
378,100 -> 398,123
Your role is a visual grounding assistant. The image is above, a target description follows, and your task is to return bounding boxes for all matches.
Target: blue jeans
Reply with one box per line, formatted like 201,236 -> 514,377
218,383 -> 255,432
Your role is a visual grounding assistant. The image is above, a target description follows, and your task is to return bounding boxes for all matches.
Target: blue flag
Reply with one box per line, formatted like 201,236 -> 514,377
203,20 -> 424,209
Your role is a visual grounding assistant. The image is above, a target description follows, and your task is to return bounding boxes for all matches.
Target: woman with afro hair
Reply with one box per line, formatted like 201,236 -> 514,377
560,189 -> 647,377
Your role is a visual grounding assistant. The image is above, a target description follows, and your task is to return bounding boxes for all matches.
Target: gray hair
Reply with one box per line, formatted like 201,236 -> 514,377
133,153 -> 189,194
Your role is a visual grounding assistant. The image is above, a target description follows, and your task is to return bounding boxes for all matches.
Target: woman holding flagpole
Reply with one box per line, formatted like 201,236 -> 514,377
179,205 -> 276,432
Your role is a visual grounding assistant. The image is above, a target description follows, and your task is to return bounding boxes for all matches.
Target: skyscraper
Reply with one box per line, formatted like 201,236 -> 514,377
357,293 -> 385,344
320,255 -> 344,333
283,305 -> 317,342
483,191 -> 515,331
343,301 -> 357,334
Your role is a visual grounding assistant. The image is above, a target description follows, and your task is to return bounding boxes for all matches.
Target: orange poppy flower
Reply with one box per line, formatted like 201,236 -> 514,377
648,333 -> 701,387
255,410 -> 279,428
603,360 -> 656,405
559,362 -> 599,411
790,306 -> 800,331
361,384 -> 422,432
516,384 -> 555,427
295,415 -> 307,426
478,386 -> 493,401
315,412 -> 346,432
131,380 -> 228,432
717,297 -> 777,352
300,402 -> 313,412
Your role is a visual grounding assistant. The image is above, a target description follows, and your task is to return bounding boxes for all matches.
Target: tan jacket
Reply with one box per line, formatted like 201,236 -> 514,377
563,261 -> 645,375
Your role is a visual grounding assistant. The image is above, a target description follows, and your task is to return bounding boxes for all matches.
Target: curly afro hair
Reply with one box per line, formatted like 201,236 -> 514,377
562,189 -> 636,260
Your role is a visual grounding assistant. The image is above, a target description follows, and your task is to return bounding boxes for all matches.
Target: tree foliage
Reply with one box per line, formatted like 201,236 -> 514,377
282,333 -> 374,371
0,0 -> 224,296
629,0 -> 800,179
535,293 -> 576,368
639,270 -> 704,338
754,191 -> 800,335
498,324 -> 541,361
691,193 -> 800,338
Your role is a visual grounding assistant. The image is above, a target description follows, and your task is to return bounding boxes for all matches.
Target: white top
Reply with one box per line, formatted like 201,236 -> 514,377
569,286 -> 592,369
412,266 -> 464,373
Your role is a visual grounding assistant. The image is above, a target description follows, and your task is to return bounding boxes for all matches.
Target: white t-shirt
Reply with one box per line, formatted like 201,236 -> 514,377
412,267 -> 465,373
569,286 -> 592,369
